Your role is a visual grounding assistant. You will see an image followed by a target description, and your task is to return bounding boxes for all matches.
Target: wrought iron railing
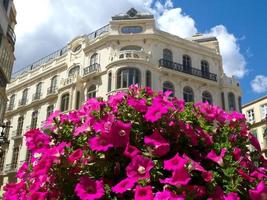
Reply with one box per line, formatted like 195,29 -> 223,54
159,59 -> 217,82
87,24 -> 109,40
83,63 -> 100,76
47,86 -> 58,95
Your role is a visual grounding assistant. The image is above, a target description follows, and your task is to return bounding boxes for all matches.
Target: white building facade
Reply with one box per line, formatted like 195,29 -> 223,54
0,8 -> 242,192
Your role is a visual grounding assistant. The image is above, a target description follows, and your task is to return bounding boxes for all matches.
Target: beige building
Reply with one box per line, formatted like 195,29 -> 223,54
0,0 -> 16,122
0,8 -> 242,192
242,96 -> 267,154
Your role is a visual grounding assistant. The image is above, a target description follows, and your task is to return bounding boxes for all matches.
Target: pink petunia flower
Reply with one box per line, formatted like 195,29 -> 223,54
124,143 -> 141,158
134,185 -> 153,200
144,130 -> 170,157
164,153 -> 188,171
206,148 -> 227,166
68,149 -> 83,164
224,192 -> 240,200
128,97 -> 147,113
249,181 -> 267,200
232,147 -> 242,161
88,135 -> 113,152
155,189 -> 184,200
160,165 -> 191,186
126,155 -> 154,180
75,176 -> 104,200
28,192 -> 48,200
25,129 -> 51,153
112,178 -> 136,194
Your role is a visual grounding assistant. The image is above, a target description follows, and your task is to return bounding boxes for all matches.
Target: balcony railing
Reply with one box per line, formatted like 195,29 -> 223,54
83,63 -> 100,76
47,86 -> 58,95
32,93 -> 42,101
111,50 -> 151,63
159,59 -> 217,82
4,161 -> 25,173
61,75 -> 78,87
18,98 -> 27,106
7,25 -> 16,46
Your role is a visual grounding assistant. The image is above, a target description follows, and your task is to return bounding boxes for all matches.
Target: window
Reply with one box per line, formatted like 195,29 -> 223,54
8,94 -> 15,110
238,96 -> 242,113
221,92 -> 225,110
47,105 -> 54,119
163,81 -> 175,97
20,89 -> 28,105
228,92 -> 236,111
108,72 -> 112,92
201,60 -> 209,77
246,109 -> 255,123
3,0 -> 9,11
117,68 -> 141,89
261,104 -> 267,120
31,110 -> 38,129
34,82 -> 42,100
90,53 -> 98,66
146,71 -> 152,88
48,76 -> 58,94
11,146 -> 20,169
183,55 -> 192,72
87,85 -> 96,99
73,44 -> 81,52
0,151 -> 5,171
17,116 -> 24,136
121,26 -> 143,34
163,49 -> 173,62
61,93 -> 70,112
68,65 -> 80,77
183,86 -> 194,103
4,121 -> 11,138
202,91 -> 213,104
75,91 -> 80,110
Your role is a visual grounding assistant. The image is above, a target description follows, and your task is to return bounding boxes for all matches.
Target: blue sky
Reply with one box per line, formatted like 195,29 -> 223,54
13,0 -> 267,104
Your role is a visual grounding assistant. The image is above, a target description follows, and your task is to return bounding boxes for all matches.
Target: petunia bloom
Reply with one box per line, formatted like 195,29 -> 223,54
112,178 -> 136,194
206,148 -> 227,166
249,181 -> 267,200
134,185 -> 153,200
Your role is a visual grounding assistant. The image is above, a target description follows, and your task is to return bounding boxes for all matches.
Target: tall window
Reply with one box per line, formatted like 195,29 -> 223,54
47,105 -> 54,119
228,92 -> 236,111
108,72 -> 112,92
31,110 -> 38,129
183,86 -> 194,103
117,68 -> 141,89
201,60 -> 209,77
202,91 -> 213,104
34,82 -> 42,99
163,81 -> 175,97
8,94 -> 15,110
17,116 -> 24,136
21,89 -> 28,105
0,151 -> 5,171
4,121 -> 11,138
183,55 -> 192,72
163,49 -> 173,62
261,104 -> 267,120
221,92 -> 225,110
87,85 -> 96,99
11,147 -> 20,169
68,65 -> 80,77
90,53 -> 98,65
146,70 -> 151,88
51,76 -> 57,89
75,91 -> 80,110
246,109 -> 255,123
61,93 -> 70,112
238,96 -> 242,112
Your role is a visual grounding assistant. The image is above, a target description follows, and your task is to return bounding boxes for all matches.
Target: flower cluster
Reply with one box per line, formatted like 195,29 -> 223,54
4,85 -> 267,199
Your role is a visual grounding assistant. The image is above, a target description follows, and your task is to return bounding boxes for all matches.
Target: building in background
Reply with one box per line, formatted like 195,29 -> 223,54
0,8 -> 241,192
242,96 -> 267,154
0,0 -> 16,123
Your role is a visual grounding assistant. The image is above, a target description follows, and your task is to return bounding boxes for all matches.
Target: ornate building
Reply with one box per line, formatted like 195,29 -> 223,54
242,96 -> 267,154
0,8 -> 241,192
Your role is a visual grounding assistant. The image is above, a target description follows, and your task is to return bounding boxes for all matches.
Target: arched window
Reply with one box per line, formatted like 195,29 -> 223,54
46,105 -> 54,119
48,76 -> 57,94
121,45 -> 142,51
183,55 -> 192,72
90,53 -> 98,66
228,92 -> 236,111
31,110 -> 38,129
163,49 -> 173,62
61,93 -> 70,112
4,121 -> 11,137
68,65 -> 80,77
201,60 -> 209,77
34,82 -> 42,100
17,116 -> 24,136
183,86 -> 194,102
87,85 -> 96,99
117,68 -> 141,89
146,70 -> 152,88
75,91 -> 80,110
8,94 -> 15,110
20,89 -> 28,105
108,72 -> 112,92
202,91 -> 213,104
163,81 -> 175,97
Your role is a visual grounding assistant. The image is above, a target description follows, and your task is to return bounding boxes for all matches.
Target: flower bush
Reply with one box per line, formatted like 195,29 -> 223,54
4,86 -> 267,199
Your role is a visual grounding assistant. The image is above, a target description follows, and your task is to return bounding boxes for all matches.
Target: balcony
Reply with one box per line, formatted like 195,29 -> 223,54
18,98 -> 27,107
111,50 -> 151,63
47,86 -> 58,96
4,161 -> 25,173
32,93 -> 42,101
61,75 -> 78,87
7,25 -> 16,46
83,63 -> 100,76
159,59 -> 217,82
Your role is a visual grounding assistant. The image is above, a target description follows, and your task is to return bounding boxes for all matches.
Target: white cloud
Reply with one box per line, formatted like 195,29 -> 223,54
13,0 -> 248,80
251,75 -> 267,93
208,25 -> 247,78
